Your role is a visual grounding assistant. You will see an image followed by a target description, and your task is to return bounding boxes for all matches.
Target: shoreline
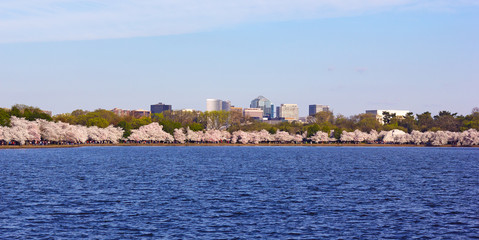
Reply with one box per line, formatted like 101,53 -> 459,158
1,143 -> 478,149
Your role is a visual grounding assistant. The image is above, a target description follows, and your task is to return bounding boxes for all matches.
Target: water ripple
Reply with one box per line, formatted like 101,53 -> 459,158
0,146 -> 478,238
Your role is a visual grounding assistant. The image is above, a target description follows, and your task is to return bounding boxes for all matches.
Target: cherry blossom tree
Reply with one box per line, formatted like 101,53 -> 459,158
234,130 -> 252,144
458,129 -> 479,146
380,129 -> 409,144
310,131 -> 329,143
104,125 -> 124,144
365,130 -> 378,143
128,122 -> 173,143
9,117 -> 41,144
186,127 -> 202,143
340,131 -> 354,142
273,131 -> 294,143
174,128 -> 186,143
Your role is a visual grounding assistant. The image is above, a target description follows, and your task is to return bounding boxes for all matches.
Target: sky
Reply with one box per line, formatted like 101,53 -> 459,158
0,0 -> 478,117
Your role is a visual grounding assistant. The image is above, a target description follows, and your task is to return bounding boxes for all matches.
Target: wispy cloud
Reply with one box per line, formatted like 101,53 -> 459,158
0,0 -> 477,43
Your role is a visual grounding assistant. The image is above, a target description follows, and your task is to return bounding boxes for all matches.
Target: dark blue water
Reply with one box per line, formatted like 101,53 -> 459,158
0,146 -> 478,239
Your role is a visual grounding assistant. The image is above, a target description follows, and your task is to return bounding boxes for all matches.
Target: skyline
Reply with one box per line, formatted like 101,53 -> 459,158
1,1 -> 478,116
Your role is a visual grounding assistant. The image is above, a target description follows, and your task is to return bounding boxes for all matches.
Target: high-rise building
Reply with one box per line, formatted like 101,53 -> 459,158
309,104 -> 330,116
250,96 -> 274,119
206,99 -> 231,112
151,102 -> 172,114
278,104 -> 299,121
206,99 -> 222,111
222,100 -> 231,112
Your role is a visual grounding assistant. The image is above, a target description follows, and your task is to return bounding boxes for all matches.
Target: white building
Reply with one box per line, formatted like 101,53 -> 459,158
278,104 -> 299,121
206,99 -> 231,112
206,99 -> 222,111
366,109 -> 411,124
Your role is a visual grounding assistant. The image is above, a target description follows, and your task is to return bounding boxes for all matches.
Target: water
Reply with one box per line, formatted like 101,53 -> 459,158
0,146 -> 478,239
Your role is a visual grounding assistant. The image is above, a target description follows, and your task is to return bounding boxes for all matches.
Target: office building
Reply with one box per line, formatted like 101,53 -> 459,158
132,109 -> 150,118
277,104 -> 299,121
206,99 -> 231,112
222,100 -> 231,112
151,102 -> 172,114
309,104 -> 330,116
250,96 -> 274,119
244,108 -> 263,119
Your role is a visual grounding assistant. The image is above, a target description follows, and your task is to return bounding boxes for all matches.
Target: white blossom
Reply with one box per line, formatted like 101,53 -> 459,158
174,128 -> 186,143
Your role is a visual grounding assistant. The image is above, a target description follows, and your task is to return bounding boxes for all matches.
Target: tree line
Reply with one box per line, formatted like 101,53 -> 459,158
2,117 -> 478,146
1,104 -> 478,138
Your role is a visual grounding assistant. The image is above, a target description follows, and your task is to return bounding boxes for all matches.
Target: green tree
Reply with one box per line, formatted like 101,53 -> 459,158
434,111 -> 460,132
355,113 -> 381,132
0,108 -> 11,126
306,124 -> 320,137
187,123 -> 204,131
131,117 -> 152,129
54,113 -> 74,123
382,111 -> 396,125
117,120 -> 132,138
334,114 -> 355,131
200,111 -> 230,130
311,111 -> 334,124
86,117 -> 109,128
9,106 -> 22,117
417,112 -> 434,132
461,107 -> 479,130
398,112 -> 417,133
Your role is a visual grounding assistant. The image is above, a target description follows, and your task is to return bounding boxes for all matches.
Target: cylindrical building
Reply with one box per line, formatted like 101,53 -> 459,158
206,99 -> 222,112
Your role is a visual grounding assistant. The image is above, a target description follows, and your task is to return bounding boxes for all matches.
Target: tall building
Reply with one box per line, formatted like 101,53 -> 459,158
206,99 -> 222,111
365,109 -> 411,124
206,99 -> 231,112
250,96 -> 274,119
278,104 -> 299,121
309,104 -> 330,116
222,100 -> 231,112
151,102 -> 172,115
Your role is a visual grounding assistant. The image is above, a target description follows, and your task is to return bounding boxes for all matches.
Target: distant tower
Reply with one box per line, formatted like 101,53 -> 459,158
221,100 -> 231,112
278,104 -> 299,120
250,96 -> 274,119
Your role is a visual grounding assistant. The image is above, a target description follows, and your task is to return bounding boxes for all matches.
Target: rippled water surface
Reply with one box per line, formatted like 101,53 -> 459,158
0,146 -> 478,239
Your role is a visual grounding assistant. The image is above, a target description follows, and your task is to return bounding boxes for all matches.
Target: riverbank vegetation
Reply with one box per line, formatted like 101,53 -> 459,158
1,105 -> 479,146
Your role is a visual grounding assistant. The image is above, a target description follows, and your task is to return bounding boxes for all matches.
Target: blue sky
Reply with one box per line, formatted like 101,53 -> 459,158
0,0 -> 478,117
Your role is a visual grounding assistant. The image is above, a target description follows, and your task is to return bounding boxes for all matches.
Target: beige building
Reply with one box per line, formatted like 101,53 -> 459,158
111,108 -> 132,117
278,104 -> 299,121
244,108 -> 263,119
132,109 -> 151,118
